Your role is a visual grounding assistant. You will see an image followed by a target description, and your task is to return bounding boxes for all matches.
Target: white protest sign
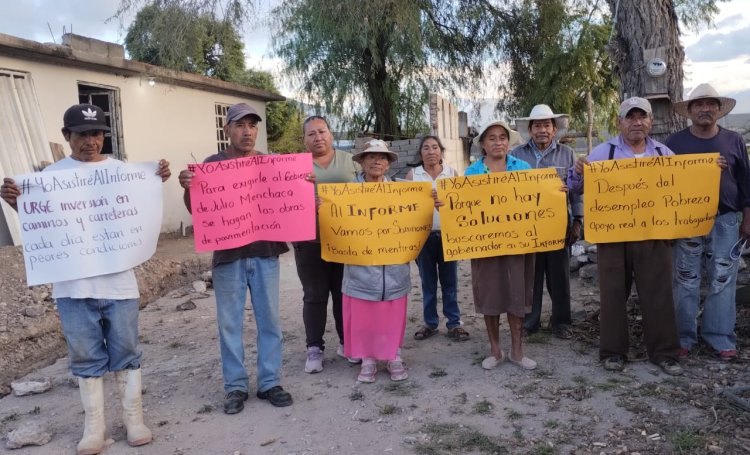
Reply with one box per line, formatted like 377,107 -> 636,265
14,160 -> 163,286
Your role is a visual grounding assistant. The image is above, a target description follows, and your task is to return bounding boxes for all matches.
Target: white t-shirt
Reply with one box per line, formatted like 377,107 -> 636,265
46,157 -> 140,300
411,164 -> 457,231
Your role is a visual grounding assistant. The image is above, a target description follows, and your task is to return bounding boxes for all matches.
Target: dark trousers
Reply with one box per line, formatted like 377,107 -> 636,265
415,231 -> 461,329
597,240 -> 680,363
293,241 -> 344,349
524,247 -> 571,332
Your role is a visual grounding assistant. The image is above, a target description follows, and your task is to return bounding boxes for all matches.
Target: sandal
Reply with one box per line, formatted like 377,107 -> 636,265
414,326 -> 438,340
446,327 -> 470,341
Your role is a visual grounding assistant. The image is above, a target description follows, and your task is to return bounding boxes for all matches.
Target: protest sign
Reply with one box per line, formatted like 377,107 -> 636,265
318,181 -> 433,265
14,161 -> 163,286
583,154 -> 720,243
189,153 -> 315,251
437,168 -> 567,261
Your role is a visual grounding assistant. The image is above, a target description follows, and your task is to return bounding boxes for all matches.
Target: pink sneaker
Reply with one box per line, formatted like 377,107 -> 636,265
718,350 -> 737,360
357,360 -> 377,383
387,358 -> 408,381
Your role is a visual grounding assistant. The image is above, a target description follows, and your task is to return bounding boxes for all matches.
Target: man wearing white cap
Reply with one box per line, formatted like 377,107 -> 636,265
511,104 -> 583,339
667,83 -> 749,361
570,97 -> 683,376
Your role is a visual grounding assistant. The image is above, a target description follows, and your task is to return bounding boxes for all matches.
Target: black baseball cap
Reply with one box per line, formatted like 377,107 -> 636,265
63,104 -> 111,133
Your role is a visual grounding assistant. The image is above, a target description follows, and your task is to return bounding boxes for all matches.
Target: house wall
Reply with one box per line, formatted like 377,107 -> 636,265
430,94 -> 466,175
0,54 -> 268,232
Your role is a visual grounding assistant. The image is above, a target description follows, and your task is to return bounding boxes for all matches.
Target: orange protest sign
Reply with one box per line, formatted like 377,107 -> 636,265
437,168 -> 568,260
583,154 -> 720,243
318,181 -> 434,265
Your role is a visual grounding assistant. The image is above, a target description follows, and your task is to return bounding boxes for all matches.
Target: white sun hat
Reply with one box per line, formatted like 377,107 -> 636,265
673,83 -> 736,119
473,120 -> 523,149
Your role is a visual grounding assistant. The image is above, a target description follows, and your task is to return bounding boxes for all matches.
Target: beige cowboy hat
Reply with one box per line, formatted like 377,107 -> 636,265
352,139 -> 399,163
673,83 -> 736,119
515,104 -> 570,141
473,120 -> 523,148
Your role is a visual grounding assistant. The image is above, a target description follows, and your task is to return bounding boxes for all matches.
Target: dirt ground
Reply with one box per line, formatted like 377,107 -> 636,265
1,237 -> 749,454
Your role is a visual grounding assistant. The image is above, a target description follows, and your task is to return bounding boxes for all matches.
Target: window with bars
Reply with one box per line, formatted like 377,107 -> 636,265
215,103 -> 230,153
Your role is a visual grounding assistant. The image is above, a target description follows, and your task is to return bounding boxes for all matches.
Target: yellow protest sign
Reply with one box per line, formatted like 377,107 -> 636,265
437,168 -> 568,260
583,154 -> 720,243
318,181 -> 434,265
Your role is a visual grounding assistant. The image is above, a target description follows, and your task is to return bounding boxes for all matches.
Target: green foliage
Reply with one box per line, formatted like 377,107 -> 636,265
674,0 -> 730,32
272,0 -> 507,139
234,69 -> 304,152
499,0 -> 619,134
115,0 -> 249,28
124,3 -> 245,81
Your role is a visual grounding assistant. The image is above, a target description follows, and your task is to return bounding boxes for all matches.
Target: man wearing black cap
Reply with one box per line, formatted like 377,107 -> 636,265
1,103 -> 171,454
178,102 -> 293,415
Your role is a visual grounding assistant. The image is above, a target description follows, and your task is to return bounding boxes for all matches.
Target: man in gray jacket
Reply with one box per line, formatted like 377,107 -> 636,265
511,104 -> 583,339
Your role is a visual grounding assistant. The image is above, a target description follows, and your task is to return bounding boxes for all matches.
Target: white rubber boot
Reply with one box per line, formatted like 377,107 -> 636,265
77,377 -> 106,455
115,369 -> 152,447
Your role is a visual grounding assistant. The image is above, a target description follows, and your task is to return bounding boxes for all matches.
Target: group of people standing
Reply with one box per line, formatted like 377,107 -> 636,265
0,81 -> 745,454
292,83 -> 748,384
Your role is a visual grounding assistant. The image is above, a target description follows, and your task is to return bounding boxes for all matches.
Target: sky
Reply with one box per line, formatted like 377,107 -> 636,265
0,0 -> 748,112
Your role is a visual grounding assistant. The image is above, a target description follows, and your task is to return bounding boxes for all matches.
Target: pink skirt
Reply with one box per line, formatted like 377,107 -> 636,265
343,293 -> 407,361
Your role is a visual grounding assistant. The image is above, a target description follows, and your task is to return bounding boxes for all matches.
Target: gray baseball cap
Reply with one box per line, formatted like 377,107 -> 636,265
226,103 -> 262,123
618,97 -> 652,117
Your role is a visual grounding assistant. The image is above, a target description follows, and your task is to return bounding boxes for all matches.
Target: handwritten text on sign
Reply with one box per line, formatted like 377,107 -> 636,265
318,182 -> 434,265
189,153 -> 315,252
437,168 -> 567,260
583,154 -> 720,243
15,161 -> 163,286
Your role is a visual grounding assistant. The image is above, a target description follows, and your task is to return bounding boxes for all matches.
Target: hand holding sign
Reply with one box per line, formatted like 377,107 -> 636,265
437,168 -> 567,261
318,181 -> 433,265
583,154 -> 720,243
14,161 -> 163,286
188,153 -> 315,251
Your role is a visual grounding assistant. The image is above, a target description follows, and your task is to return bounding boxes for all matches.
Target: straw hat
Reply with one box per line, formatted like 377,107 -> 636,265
673,83 -> 736,119
352,139 -> 399,163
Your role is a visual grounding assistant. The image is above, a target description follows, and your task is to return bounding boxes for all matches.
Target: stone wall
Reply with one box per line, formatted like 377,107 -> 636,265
351,93 -> 468,179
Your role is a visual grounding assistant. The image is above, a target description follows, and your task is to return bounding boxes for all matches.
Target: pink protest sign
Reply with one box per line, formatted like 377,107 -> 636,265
189,153 -> 315,251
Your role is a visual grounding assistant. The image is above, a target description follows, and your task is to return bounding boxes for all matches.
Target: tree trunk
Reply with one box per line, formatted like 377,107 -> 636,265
361,36 -> 400,140
586,90 -> 593,153
605,0 -> 687,141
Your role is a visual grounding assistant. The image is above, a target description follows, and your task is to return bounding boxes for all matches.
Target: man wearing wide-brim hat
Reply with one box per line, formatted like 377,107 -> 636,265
666,83 -> 749,361
511,104 -> 583,340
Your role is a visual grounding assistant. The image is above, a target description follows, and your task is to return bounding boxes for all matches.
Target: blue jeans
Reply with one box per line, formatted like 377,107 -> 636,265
56,298 -> 141,378
415,231 -> 461,329
673,212 -> 739,352
213,256 -> 282,394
